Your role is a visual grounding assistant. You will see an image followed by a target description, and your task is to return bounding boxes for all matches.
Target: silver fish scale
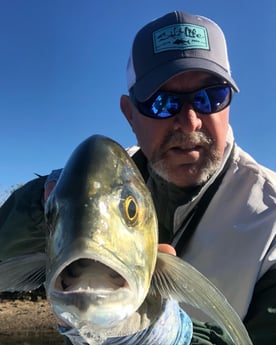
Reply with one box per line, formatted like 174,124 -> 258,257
59,300 -> 193,345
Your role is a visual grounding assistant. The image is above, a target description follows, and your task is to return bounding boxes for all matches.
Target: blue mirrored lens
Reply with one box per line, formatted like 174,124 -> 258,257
193,90 -> 212,113
151,94 -> 181,117
194,86 -> 231,113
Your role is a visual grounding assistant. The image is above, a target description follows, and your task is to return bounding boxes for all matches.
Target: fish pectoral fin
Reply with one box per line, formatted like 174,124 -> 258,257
151,252 -> 227,307
0,252 -> 46,292
150,252 -> 252,345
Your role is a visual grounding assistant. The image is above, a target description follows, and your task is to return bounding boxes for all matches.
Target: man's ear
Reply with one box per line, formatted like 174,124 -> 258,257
120,94 -> 134,128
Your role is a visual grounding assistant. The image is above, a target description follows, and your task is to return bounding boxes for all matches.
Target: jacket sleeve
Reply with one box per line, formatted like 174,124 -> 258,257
190,267 -> 276,345
243,267 -> 276,344
0,175 -> 48,261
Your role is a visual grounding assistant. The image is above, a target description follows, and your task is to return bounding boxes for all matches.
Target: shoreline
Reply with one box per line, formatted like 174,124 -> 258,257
0,291 -> 64,344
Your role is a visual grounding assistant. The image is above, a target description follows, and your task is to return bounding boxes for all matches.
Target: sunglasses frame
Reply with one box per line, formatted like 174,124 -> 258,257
130,84 -> 233,119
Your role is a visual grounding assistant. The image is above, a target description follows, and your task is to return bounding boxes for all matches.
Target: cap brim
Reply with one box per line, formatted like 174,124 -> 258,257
132,58 -> 239,101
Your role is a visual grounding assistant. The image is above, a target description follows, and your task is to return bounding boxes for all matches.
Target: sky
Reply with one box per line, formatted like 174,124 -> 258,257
0,0 -> 275,195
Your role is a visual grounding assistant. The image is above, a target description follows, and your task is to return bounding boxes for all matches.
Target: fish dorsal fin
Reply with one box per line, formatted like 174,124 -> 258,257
0,253 -> 46,292
151,252 -> 252,345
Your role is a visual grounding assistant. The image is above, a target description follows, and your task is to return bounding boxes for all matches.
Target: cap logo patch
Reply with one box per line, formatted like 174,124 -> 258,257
153,24 -> 209,53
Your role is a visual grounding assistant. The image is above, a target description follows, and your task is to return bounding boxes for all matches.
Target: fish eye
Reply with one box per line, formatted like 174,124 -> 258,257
122,195 -> 139,225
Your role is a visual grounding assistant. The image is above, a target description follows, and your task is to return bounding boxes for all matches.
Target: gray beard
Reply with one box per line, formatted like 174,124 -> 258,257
148,131 -> 222,187
150,154 -> 221,186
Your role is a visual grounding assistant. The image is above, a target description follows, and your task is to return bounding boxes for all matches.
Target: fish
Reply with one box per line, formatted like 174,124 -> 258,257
0,135 -> 253,345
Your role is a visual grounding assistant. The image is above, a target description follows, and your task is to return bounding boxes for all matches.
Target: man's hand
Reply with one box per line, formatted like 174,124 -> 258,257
158,244 -> 176,255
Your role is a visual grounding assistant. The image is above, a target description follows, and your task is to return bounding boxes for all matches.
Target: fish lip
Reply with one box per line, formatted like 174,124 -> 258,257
49,285 -> 132,312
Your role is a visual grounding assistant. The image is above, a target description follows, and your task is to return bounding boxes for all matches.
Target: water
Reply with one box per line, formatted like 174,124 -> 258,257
0,331 -> 65,345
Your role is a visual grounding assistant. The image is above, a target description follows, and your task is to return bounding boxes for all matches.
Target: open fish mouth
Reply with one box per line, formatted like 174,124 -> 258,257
48,257 -> 137,328
51,258 -> 130,299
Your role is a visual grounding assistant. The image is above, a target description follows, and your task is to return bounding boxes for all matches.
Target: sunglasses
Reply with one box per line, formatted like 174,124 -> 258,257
131,84 -> 233,119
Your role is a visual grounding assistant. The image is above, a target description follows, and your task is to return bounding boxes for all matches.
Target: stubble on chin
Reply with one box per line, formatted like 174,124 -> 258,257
148,131 -> 222,187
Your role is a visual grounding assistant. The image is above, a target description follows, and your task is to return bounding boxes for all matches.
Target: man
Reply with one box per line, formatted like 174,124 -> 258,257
0,10 -> 275,345
119,10 -> 276,344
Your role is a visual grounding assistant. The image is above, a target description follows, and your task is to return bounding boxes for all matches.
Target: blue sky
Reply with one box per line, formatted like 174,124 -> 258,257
0,0 -> 275,194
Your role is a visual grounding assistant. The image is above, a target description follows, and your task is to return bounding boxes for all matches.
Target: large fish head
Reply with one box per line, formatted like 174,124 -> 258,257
44,135 -> 158,331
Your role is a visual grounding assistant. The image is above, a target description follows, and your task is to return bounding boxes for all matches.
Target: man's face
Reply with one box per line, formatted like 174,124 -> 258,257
121,71 -> 230,188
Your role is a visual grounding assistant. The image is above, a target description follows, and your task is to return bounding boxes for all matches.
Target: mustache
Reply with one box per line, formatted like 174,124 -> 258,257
150,131 -> 214,164
163,130 -> 213,148
154,131 -> 213,158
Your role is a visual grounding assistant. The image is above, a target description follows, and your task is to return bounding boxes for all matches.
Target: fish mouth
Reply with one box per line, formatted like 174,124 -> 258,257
51,258 -> 130,306
59,259 -> 128,291
47,256 -> 138,329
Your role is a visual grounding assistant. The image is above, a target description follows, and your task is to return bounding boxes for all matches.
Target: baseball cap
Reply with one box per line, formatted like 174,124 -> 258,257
127,11 -> 239,101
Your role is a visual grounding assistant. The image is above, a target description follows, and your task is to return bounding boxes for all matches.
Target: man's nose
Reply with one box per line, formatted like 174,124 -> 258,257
172,103 -> 202,133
